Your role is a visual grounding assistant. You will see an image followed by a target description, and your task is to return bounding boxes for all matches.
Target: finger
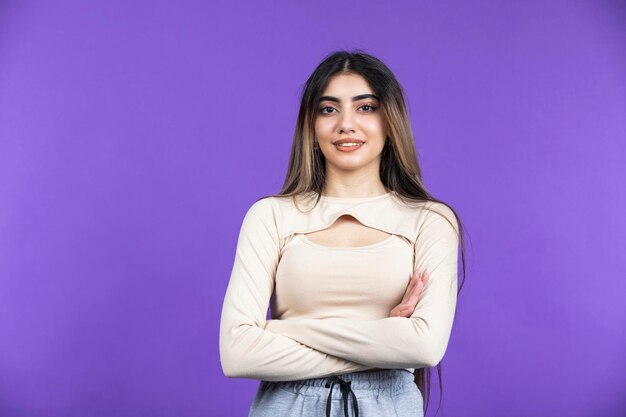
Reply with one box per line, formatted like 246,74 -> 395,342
402,271 -> 425,305
389,307 -> 400,317
393,303 -> 413,317
405,292 -> 420,309
404,274 -> 428,308
399,305 -> 414,317
406,280 -> 426,307
413,273 -> 426,292
410,273 -> 427,296
389,305 -> 404,317
400,272 -> 419,304
396,271 -> 425,315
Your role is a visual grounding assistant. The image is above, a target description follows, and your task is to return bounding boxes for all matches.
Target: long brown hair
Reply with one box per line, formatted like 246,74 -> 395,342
258,49 -> 468,416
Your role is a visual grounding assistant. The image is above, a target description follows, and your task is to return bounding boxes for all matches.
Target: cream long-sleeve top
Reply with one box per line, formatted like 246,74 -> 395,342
219,190 -> 459,382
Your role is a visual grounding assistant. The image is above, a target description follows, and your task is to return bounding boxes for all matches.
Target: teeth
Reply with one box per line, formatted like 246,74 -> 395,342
336,142 -> 362,147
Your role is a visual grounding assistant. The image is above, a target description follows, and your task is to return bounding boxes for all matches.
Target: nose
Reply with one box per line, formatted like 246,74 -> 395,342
338,109 -> 356,133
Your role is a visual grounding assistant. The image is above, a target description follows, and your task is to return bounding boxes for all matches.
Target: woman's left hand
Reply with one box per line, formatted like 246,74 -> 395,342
389,271 -> 429,318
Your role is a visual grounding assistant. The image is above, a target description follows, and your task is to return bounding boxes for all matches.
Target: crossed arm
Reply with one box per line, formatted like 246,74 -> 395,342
219,198 -> 459,381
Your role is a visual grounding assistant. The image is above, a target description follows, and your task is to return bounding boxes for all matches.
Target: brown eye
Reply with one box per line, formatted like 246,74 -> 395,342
360,104 -> 377,112
319,106 -> 336,114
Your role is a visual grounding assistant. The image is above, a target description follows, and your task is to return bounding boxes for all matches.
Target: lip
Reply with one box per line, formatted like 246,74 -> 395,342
333,141 -> 364,153
332,138 -> 365,145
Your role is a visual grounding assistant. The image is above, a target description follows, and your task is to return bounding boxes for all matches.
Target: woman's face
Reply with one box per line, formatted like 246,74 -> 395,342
314,73 -> 387,173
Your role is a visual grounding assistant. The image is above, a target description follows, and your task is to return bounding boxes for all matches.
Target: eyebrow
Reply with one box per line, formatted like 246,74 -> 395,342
319,93 -> 380,103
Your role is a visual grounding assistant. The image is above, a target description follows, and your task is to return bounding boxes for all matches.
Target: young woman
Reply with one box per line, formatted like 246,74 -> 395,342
219,50 -> 467,417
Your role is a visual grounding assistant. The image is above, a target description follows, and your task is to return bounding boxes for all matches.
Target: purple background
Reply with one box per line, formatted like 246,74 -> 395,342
1,1 -> 625,416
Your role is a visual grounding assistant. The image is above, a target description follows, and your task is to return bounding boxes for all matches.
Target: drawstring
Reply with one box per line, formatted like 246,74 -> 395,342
325,375 -> 359,417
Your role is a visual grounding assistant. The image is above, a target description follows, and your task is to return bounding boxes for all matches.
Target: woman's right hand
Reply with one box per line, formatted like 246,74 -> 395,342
389,271 -> 429,318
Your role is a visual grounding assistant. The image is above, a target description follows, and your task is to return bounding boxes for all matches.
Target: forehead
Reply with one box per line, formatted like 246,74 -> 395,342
321,73 -> 373,96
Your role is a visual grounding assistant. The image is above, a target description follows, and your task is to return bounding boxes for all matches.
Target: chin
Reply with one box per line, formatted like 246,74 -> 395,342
328,159 -> 376,171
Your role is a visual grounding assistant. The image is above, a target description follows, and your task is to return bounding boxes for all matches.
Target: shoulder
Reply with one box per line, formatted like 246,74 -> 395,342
243,196 -> 280,224
392,194 -> 457,226
242,195 -> 296,229
246,196 -> 275,213
235,197 -> 284,244
421,201 -> 459,236
424,201 -> 457,222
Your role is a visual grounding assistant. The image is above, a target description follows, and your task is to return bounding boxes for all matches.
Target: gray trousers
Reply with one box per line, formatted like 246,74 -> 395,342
248,369 -> 424,417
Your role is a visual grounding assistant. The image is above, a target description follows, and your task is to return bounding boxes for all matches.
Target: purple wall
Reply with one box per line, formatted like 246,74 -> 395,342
1,1 -> 624,416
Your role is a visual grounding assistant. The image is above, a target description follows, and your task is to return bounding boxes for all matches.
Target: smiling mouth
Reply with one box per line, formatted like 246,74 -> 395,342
333,142 -> 364,152
334,142 -> 363,147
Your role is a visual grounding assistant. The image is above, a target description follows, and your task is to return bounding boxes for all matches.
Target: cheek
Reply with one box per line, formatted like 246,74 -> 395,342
315,122 -> 335,140
363,118 -> 385,137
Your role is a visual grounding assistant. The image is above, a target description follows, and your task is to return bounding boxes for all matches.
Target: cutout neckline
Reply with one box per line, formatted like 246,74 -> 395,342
298,233 -> 397,250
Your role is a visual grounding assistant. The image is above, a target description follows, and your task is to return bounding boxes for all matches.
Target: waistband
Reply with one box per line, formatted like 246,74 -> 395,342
266,369 -> 415,396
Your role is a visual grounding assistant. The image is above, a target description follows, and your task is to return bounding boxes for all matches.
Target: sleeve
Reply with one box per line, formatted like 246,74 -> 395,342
218,198 -> 375,381
264,202 -> 459,369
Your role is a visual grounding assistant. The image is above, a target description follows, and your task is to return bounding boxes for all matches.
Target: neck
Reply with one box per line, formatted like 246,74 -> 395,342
322,165 -> 387,198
